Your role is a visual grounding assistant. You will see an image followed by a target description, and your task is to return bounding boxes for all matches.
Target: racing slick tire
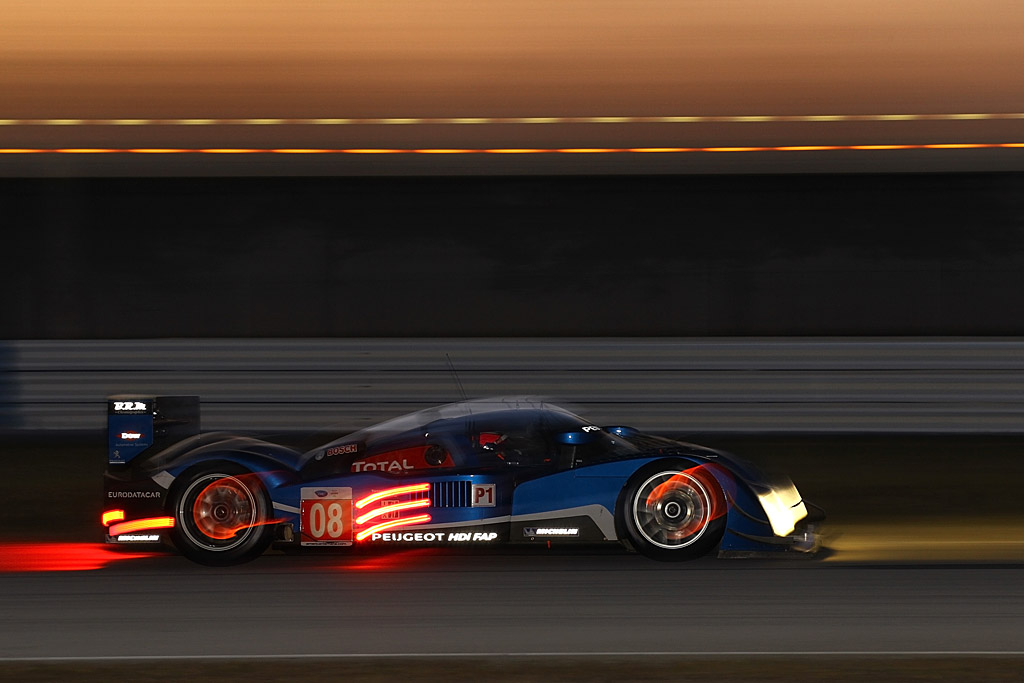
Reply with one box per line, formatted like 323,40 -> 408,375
618,460 -> 726,561
169,463 -> 274,566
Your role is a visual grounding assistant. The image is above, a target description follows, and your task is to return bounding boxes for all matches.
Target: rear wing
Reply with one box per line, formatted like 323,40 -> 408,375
107,395 -> 200,465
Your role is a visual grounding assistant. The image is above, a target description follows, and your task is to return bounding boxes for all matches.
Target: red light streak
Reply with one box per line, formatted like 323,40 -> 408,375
0,543 -> 156,572
355,514 -> 432,541
354,498 -> 431,525
354,483 -> 431,509
107,516 -> 175,536
342,549 -> 436,571
353,483 -> 433,542
102,509 -> 125,526
190,517 -> 282,540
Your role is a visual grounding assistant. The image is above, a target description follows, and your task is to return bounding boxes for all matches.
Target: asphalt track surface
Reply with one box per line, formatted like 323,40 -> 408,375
2,548 -> 1022,661
3,440 -> 1022,681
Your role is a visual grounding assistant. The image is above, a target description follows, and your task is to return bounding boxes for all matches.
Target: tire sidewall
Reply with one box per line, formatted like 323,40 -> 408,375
169,463 -> 273,566
618,459 -> 726,561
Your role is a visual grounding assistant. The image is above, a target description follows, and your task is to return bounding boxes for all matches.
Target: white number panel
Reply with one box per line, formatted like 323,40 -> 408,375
300,487 -> 353,546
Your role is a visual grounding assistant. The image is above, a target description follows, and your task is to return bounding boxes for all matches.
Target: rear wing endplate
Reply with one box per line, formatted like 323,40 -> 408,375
107,395 -> 200,465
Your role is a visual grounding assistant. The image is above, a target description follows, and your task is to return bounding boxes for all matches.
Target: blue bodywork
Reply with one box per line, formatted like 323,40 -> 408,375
103,396 -> 821,558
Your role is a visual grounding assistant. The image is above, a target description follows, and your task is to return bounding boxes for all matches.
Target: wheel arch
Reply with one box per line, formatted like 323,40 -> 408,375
164,450 -> 297,502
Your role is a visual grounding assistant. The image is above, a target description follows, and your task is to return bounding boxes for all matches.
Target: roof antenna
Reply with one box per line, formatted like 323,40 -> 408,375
446,353 -> 468,402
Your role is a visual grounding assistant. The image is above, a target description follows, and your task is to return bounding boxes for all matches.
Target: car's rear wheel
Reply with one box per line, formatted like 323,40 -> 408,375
170,464 -> 273,565
619,461 -> 726,561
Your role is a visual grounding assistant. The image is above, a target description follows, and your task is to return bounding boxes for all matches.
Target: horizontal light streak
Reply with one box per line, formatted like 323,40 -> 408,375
1,113 -> 1024,127
1,144 -> 1023,155
107,516 -> 175,536
101,510 -> 125,527
354,498 -> 431,526
354,483 -> 431,510
354,514 -> 432,541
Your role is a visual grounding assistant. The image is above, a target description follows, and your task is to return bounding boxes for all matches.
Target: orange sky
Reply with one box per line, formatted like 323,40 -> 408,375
2,1 -> 1023,119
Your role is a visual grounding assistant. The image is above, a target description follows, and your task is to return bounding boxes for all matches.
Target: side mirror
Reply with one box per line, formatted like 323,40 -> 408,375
425,444 -> 448,466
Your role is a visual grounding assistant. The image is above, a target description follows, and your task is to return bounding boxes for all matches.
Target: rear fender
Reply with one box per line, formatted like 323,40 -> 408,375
163,450 -> 300,495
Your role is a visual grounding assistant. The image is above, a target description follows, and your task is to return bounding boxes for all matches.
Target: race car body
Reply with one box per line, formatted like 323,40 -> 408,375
103,396 -> 822,565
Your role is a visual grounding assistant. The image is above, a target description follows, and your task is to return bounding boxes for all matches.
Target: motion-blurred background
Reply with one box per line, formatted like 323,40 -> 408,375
1,4 -> 1023,675
3,0 -> 1024,529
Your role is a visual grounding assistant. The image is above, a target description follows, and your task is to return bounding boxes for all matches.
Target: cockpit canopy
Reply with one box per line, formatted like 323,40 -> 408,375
302,397 -> 639,475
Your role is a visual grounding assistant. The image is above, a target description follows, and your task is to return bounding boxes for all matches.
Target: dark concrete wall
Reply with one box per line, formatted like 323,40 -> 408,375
3,173 -> 1023,338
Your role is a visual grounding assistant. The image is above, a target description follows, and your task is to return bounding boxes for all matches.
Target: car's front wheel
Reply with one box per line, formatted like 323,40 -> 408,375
619,461 -> 726,561
170,464 -> 274,566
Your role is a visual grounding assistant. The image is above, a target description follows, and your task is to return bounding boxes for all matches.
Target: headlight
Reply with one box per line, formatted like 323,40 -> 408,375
756,480 -> 808,537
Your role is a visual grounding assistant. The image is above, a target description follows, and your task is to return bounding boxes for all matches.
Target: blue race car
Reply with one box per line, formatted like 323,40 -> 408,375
103,396 -> 822,565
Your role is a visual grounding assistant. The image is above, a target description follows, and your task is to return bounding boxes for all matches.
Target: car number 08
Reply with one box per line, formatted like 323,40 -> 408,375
308,501 -> 345,538
300,488 -> 353,545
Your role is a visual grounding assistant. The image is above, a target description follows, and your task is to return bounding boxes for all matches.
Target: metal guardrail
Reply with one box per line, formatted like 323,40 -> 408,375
3,338 -> 1024,434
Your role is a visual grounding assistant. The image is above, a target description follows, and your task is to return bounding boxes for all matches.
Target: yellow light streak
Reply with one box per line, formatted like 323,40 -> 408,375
484,148 -> 548,154
413,148 -> 475,154
2,113 -> 1023,127
627,147 -> 695,153
270,148 -> 332,154
1,143 -> 1022,155
922,143 -> 987,149
343,149 -> 406,154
